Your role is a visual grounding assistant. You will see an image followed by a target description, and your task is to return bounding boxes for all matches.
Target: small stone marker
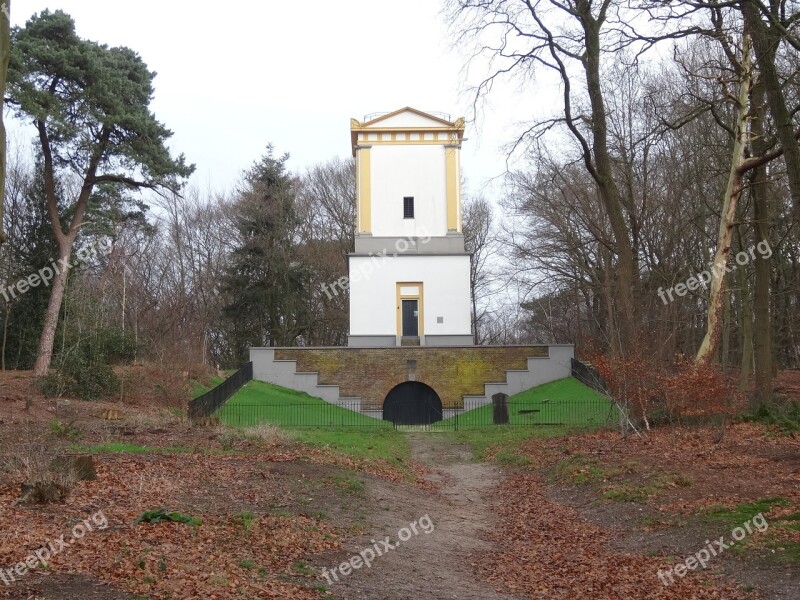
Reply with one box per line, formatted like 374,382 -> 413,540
492,392 -> 509,425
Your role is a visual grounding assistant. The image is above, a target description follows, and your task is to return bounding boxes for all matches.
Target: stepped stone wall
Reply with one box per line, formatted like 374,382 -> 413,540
273,346 -> 548,409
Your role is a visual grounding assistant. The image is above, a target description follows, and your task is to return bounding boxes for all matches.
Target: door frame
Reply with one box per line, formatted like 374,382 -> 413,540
396,282 -> 424,336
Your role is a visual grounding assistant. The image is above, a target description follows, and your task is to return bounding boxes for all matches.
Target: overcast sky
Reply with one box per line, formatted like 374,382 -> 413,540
10,0 -> 544,197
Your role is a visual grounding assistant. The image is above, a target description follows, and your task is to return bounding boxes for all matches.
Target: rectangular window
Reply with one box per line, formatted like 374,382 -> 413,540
403,196 -> 414,219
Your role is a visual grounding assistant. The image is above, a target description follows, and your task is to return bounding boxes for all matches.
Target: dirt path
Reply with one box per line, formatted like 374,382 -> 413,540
318,433 -> 524,600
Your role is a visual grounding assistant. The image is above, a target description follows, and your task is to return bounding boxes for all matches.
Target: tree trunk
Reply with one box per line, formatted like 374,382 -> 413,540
32,117 -> 105,376
0,0 -> 11,245
581,12 -> 638,355
2,302 -> 9,370
750,80 -> 774,404
33,241 -> 72,376
697,33 -> 752,363
752,186 -> 774,402
601,249 -> 618,354
737,229 -> 753,389
722,286 -> 731,370
741,0 -> 800,223
472,286 -> 478,345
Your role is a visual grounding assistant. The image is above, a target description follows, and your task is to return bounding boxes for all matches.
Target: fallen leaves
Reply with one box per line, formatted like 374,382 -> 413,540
479,472 -> 755,599
0,451 -> 340,599
476,421 -> 800,598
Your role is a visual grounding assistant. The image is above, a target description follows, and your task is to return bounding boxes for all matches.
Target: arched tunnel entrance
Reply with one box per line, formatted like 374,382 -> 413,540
383,381 -> 443,425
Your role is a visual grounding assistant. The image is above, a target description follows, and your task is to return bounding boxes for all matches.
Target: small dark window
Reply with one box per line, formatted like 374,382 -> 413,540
403,196 -> 415,219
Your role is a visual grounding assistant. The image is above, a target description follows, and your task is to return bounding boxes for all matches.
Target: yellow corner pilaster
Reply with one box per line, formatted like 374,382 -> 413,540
445,145 -> 459,232
358,147 -> 372,233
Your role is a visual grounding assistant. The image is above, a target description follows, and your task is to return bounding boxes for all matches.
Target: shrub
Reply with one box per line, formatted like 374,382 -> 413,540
49,419 -> 83,440
39,359 -> 120,400
36,371 -> 69,397
587,347 -> 741,428
1,428 -> 76,504
741,399 -> 800,433
215,424 -> 287,450
241,424 -> 287,445
40,325 -> 139,400
95,328 -> 139,363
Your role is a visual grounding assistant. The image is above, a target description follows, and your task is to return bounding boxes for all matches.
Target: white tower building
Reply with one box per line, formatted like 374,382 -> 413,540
347,107 -> 473,347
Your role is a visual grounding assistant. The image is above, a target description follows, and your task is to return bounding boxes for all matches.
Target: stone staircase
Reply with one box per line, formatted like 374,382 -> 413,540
461,355 -> 573,411
256,352 -> 360,409
252,347 -> 575,417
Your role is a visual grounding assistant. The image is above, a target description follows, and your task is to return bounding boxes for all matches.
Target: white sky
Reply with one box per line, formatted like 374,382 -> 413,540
10,0 -> 545,197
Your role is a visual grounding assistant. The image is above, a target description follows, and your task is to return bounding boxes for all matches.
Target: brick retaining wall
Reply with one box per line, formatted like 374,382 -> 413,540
273,346 -> 548,409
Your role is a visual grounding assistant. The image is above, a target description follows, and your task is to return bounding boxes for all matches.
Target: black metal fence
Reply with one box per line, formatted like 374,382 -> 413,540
214,396 -> 621,430
216,401 -> 392,429
571,358 -> 612,395
189,362 -> 253,419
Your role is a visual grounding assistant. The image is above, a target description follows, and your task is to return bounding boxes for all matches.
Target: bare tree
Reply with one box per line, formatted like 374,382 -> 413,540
462,193 -> 497,343
0,0 -> 9,245
696,28 -> 754,362
295,157 -> 356,345
447,0 -> 639,354
739,0 -> 800,222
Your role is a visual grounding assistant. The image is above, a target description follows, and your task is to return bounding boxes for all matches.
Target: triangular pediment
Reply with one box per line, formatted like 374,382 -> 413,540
350,107 -> 464,155
361,107 -> 456,129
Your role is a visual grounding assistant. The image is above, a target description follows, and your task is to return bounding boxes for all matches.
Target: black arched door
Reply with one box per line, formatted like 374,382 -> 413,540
383,382 -> 443,425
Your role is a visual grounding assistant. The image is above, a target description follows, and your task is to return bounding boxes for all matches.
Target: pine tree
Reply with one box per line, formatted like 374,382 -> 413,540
222,147 -> 311,363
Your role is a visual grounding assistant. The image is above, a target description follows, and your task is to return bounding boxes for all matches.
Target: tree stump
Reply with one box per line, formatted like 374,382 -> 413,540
492,393 -> 509,425
51,454 -> 96,481
100,408 -> 122,421
18,481 -> 68,504
14,455 -> 94,505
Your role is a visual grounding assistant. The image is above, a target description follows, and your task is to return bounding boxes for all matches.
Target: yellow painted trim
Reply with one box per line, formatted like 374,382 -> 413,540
396,282 -> 424,336
355,150 -> 360,228
445,145 -> 459,231
358,147 -> 372,233
352,139 -> 463,155
353,126 -> 463,132
457,148 -> 463,231
350,127 -> 464,155
350,113 -> 465,156
357,139 -> 460,147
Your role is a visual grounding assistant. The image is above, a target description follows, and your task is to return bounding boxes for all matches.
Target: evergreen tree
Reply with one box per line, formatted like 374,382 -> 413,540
222,147 -> 311,363
6,10 -> 193,375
